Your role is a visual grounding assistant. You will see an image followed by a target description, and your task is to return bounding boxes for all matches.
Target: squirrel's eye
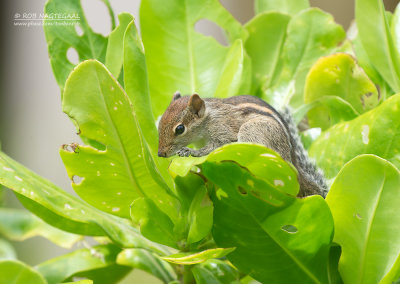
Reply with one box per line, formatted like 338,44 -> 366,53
175,124 -> 185,135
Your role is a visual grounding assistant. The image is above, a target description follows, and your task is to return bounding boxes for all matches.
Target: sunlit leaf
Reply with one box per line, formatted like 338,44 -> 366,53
326,155 -> 400,284
60,60 -> 177,220
161,248 -> 235,265
309,94 -> 400,178
140,0 -> 246,117
0,260 -> 46,284
255,0 -> 309,16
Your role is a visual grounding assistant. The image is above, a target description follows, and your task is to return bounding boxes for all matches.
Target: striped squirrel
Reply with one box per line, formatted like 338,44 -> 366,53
157,93 -> 328,197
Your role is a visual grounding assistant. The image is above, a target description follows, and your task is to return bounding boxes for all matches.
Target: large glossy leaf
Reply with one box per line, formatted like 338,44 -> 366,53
105,13 -> 134,79
191,259 -> 240,284
266,8 -> 345,108
304,53 -> 379,130
0,260 -> 46,284
202,160 -> 333,283
60,60 -> 177,220
117,248 -> 177,283
0,208 -> 81,248
309,94 -> 400,179
170,144 -> 299,196
244,12 -> 291,93
0,151 -> 165,251
161,248 -> 235,265
44,0 -> 114,91
36,244 -> 130,284
123,20 -> 172,186
255,0 -> 309,16
326,155 -> 400,284
140,0 -> 246,117
356,0 -> 400,93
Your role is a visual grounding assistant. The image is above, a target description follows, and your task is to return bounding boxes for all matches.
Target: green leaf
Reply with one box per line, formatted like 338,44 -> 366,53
304,53 -> 379,129
117,248 -> 177,283
214,40 -> 249,98
201,158 -> 333,283
43,0 -> 114,91
0,151 -> 165,251
309,94 -> 400,179
0,239 -> 16,260
105,13 -> 134,79
161,248 -> 235,265
0,260 -> 46,284
140,0 -> 246,117
266,8 -> 345,108
326,155 -> 400,284
170,144 -> 299,196
37,244 -> 130,284
186,186 -> 213,244
255,0 -> 309,16
294,96 -> 359,127
244,12 -> 291,93
130,197 -> 177,248
191,259 -> 240,284
356,0 -> 400,93
60,60 -> 177,220
350,24 -> 393,100
122,20 -> 172,186
0,208 -> 81,248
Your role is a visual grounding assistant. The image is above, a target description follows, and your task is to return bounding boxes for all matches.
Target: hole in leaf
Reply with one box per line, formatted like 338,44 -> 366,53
281,225 -> 298,234
72,175 -> 84,185
67,47 -> 79,65
81,0 -> 111,36
219,0 -> 254,24
238,186 -> 247,195
194,19 -> 228,46
62,143 -> 79,153
75,24 -> 84,36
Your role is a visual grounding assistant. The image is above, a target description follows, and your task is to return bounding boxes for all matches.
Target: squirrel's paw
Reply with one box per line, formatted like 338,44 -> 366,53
177,147 -> 192,157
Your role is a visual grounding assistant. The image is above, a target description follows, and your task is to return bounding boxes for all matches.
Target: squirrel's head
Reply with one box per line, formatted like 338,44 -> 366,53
158,92 -> 206,157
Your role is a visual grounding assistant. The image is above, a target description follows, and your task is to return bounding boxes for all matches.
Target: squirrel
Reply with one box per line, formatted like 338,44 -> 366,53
157,92 -> 328,197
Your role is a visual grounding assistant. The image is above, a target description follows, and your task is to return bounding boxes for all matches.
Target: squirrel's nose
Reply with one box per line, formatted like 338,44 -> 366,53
158,151 -> 166,157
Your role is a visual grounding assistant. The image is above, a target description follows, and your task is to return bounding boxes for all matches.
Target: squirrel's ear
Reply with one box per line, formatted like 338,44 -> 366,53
188,93 -> 205,118
172,91 -> 181,102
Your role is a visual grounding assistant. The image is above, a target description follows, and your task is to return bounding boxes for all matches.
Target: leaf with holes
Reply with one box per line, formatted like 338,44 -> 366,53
309,94 -> 400,179
191,259 -> 240,284
244,12 -> 291,94
140,0 -> 246,117
326,155 -> 400,284
0,151 -> 165,251
60,60 -> 178,220
356,0 -> 400,93
0,208 -> 81,249
170,144 -> 299,196
265,8 -> 345,108
214,39 -> 251,98
36,244 -> 131,284
0,260 -> 47,284
105,13 -> 134,80
161,248 -> 236,265
44,0 -> 115,91
117,248 -> 177,283
255,0 -> 309,16
200,159 -> 333,283
304,53 -> 379,130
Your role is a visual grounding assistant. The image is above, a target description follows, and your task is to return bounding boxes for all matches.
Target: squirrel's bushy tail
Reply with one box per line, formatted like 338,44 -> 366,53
280,108 -> 328,197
